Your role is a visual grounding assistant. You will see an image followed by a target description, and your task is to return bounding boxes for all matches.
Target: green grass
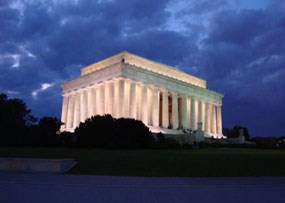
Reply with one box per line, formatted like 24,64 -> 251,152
0,147 -> 285,177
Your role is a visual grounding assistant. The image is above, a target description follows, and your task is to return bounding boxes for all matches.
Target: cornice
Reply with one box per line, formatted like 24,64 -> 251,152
62,62 -> 223,105
121,64 -> 223,104
80,51 -> 206,88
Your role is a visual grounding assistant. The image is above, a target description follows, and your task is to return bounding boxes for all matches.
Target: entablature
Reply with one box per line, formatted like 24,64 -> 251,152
62,63 -> 223,105
80,51 -> 206,88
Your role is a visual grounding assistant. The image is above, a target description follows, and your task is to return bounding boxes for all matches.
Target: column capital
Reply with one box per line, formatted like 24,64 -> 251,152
113,77 -> 126,82
147,84 -> 158,90
63,91 -> 77,97
171,91 -> 178,96
86,84 -> 96,89
62,93 -> 70,97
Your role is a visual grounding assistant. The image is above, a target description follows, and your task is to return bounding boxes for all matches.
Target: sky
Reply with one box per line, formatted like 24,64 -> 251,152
1,0 -> 284,137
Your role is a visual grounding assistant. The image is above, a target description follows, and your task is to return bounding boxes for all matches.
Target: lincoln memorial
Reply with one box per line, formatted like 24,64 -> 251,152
60,51 -> 224,138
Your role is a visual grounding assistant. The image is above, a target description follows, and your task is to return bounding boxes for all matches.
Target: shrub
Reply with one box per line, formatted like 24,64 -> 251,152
75,115 -> 154,148
75,114 -> 115,147
252,137 -> 279,149
111,118 -> 154,148
59,131 -> 76,147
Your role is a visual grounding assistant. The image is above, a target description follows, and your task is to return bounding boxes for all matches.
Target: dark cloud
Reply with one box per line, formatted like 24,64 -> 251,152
0,0 -> 284,136
189,1 -> 285,136
186,0 -> 232,15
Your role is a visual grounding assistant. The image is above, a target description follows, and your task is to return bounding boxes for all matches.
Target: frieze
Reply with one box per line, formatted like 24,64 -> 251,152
79,51 -> 206,88
121,64 -> 223,104
62,60 -> 223,104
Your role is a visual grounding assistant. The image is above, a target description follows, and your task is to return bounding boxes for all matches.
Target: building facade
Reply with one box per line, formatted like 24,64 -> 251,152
60,51 -> 224,138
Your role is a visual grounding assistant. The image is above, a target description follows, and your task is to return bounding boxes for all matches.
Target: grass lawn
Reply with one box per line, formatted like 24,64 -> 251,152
0,147 -> 285,177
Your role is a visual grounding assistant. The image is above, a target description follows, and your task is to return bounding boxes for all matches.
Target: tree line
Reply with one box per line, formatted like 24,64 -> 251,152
0,93 -> 154,148
0,93 -> 61,146
1,92 -> 284,149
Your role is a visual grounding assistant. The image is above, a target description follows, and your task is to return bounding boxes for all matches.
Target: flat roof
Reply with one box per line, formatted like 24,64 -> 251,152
80,51 -> 206,88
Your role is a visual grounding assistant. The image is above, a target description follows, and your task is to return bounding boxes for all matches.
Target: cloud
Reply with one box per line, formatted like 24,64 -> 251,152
0,0 -> 285,136
32,83 -> 53,99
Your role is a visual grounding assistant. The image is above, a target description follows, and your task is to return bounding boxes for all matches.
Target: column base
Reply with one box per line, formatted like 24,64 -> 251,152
148,126 -> 184,135
204,133 -> 226,139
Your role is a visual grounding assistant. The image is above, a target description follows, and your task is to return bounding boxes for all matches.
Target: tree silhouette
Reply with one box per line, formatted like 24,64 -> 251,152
75,115 -> 154,148
0,93 -> 37,146
75,114 -> 115,147
28,117 -> 61,146
223,125 -> 250,140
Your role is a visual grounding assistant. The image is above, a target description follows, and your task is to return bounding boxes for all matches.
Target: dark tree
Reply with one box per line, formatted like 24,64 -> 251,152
252,137 -> 279,148
75,115 -> 154,148
0,93 -> 36,146
75,114 -> 115,147
222,128 -> 231,137
224,125 -> 250,141
112,118 -> 154,148
37,117 -> 61,146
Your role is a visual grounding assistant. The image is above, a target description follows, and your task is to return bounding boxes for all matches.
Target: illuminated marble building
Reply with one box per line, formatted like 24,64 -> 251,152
60,51 -> 224,138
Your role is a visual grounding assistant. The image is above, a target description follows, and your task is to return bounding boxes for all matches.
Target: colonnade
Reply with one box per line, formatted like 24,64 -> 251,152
61,78 -> 222,135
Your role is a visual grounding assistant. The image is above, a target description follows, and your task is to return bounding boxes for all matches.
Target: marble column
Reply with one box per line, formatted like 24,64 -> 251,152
211,105 -> 217,134
187,96 -> 191,128
198,99 -> 204,130
182,94 -> 188,129
113,80 -> 119,118
104,82 -> 110,114
195,99 -> 199,129
95,86 -> 101,116
147,87 -> 153,125
60,95 -> 68,130
98,84 -> 105,115
190,97 -> 196,130
202,101 -> 206,131
73,92 -> 81,128
80,90 -> 88,123
87,87 -> 96,118
107,82 -> 114,116
136,84 -> 142,120
66,94 -> 75,130
204,102 -> 210,134
152,88 -> 159,127
117,79 -> 125,118
129,81 -> 137,119
162,89 -> 169,128
208,103 -> 213,134
217,105 -> 222,135
124,80 -> 130,118
172,92 -> 178,129
141,84 -> 148,125
198,99 -> 202,123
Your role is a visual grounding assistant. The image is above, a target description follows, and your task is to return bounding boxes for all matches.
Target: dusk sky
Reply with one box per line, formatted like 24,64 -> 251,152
1,0 -> 284,137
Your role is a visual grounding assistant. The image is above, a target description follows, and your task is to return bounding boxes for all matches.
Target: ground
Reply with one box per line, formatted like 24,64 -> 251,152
0,147 -> 285,177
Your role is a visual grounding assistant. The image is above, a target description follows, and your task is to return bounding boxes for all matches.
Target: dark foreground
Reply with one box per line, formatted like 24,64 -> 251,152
0,172 -> 285,203
1,147 -> 285,177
